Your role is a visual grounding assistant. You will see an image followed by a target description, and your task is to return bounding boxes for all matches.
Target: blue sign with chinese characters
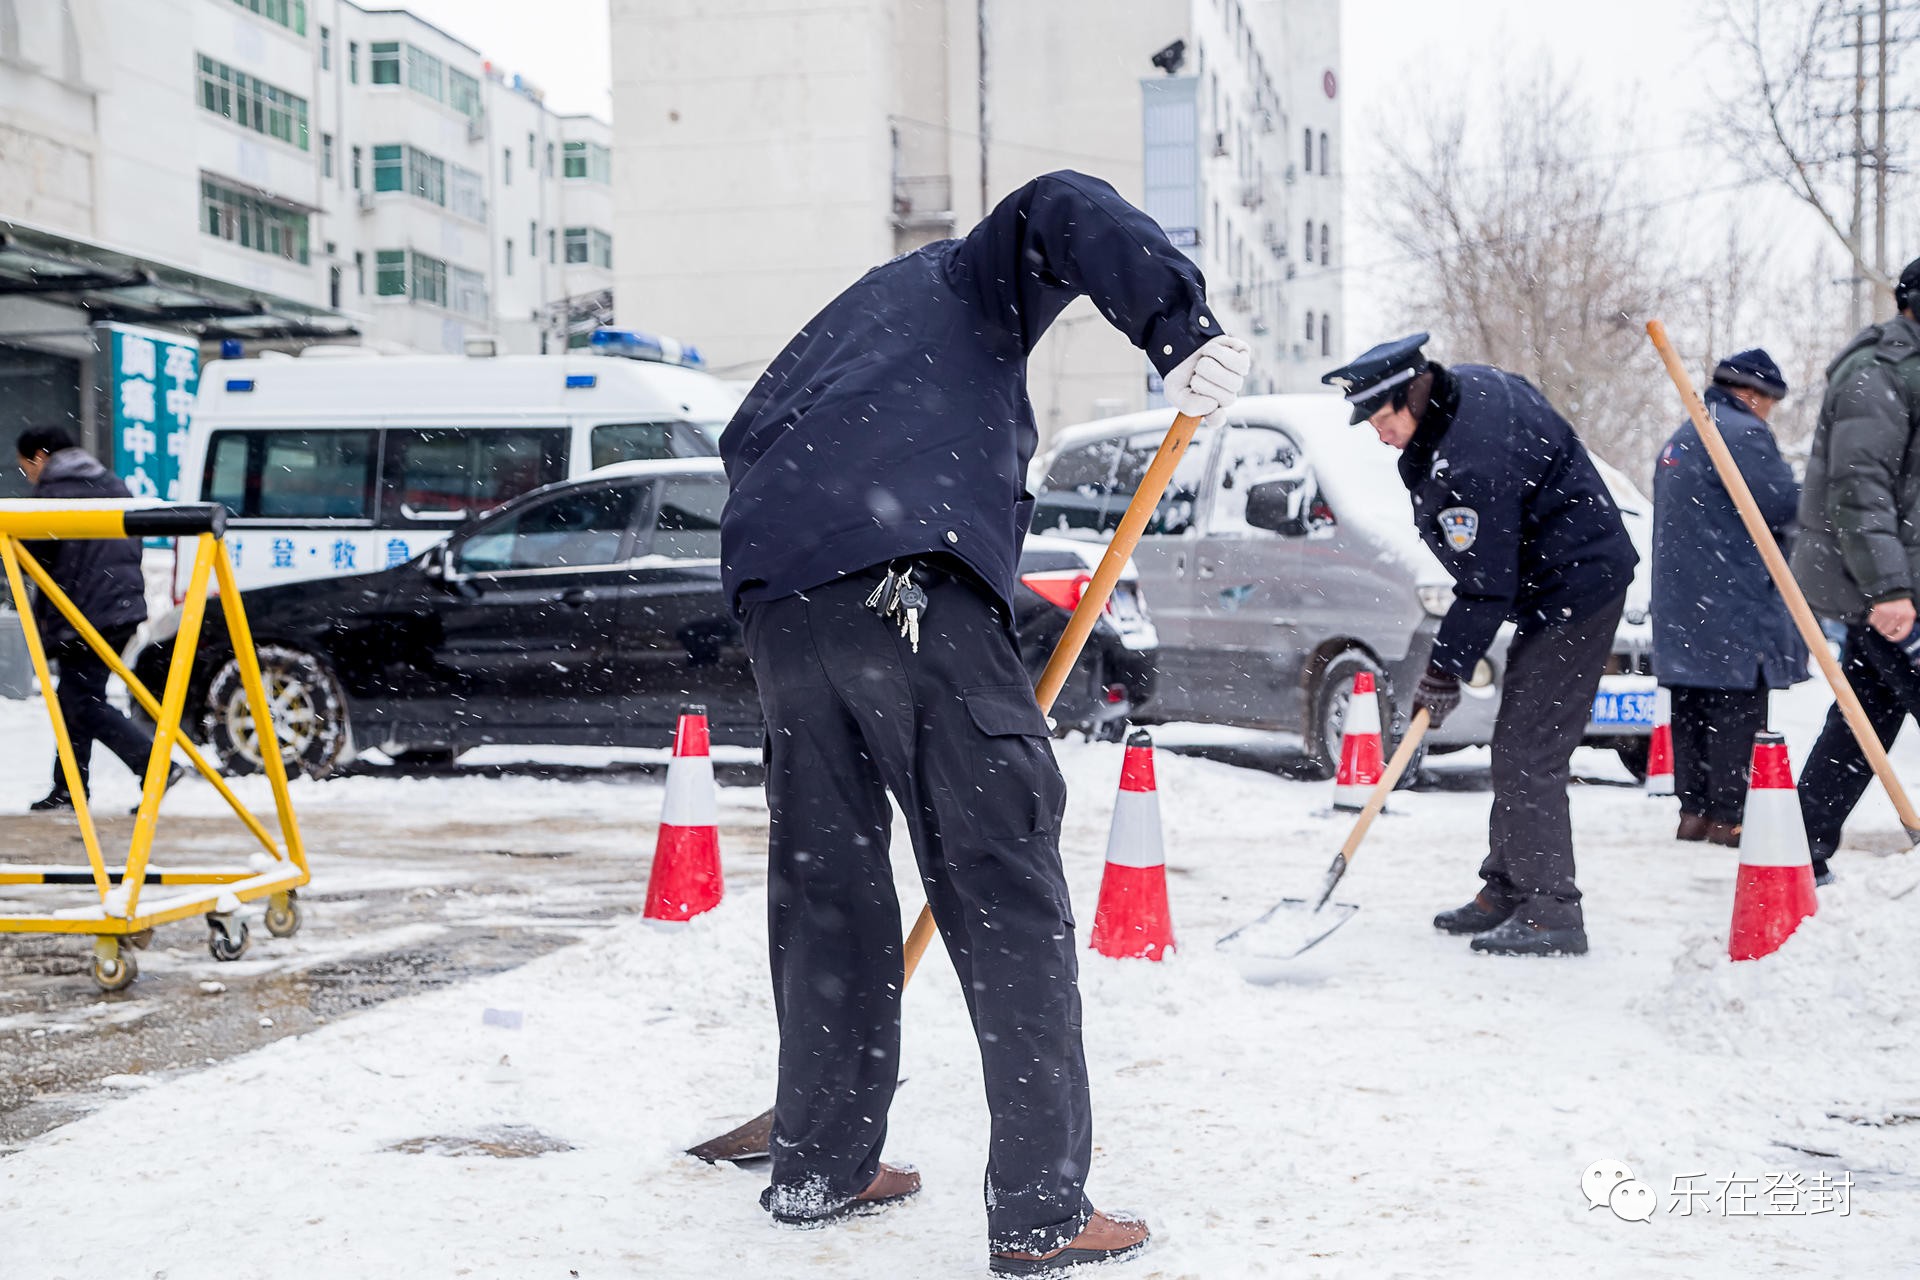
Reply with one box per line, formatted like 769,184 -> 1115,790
105,325 -> 199,534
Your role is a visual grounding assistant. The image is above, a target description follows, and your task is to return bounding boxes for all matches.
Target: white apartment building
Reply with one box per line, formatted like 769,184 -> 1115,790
0,0 -> 616,497
611,0 -> 1342,433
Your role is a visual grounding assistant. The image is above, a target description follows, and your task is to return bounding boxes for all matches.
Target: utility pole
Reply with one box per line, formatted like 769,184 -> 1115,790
1852,7 -> 1868,329
1875,0 -> 1893,316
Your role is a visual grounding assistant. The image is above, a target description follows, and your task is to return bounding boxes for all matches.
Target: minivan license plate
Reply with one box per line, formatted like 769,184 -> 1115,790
1590,689 -> 1655,728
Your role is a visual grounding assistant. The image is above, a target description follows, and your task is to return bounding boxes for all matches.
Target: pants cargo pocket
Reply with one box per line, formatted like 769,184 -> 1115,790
963,684 -> 1067,838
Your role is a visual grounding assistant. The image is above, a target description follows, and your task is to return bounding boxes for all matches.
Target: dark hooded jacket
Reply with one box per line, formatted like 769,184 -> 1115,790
1650,384 -> 1807,689
1792,314 -> 1920,621
719,170 -> 1219,616
23,448 -> 149,644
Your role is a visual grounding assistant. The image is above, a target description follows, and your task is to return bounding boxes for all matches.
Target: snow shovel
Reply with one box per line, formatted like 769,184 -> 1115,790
686,410 -> 1208,1165
1646,320 -> 1920,844
1215,707 -> 1431,969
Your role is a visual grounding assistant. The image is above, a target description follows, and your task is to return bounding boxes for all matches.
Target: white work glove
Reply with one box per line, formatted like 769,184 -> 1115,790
1163,334 -> 1251,417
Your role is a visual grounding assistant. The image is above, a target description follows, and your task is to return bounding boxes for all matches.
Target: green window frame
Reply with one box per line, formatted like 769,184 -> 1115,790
370,41 -> 400,85
372,144 -> 404,192
201,178 -> 310,264
231,0 -> 306,36
562,141 -> 610,183
410,252 -> 448,308
375,250 -> 407,297
408,147 -> 446,206
196,54 -> 309,151
406,44 -> 444,101
448,68 -> 482,120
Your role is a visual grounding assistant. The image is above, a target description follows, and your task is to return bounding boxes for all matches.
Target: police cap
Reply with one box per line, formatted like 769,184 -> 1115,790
1321,333 -> 1431,425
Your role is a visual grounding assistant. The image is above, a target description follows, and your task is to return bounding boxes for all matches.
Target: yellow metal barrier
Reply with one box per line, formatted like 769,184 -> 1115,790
0,502 -> 308,991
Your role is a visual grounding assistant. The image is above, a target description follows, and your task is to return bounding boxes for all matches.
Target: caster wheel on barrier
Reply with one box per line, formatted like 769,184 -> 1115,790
126,928 -> 155,950
92,947 -> 138,993
264,892 -> 302,939
207,914 -> 251,962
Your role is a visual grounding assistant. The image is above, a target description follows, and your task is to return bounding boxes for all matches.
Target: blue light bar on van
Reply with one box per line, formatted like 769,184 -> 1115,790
588,326 -> 707,368
566,374 -> 597,389
226,379 -> 256,392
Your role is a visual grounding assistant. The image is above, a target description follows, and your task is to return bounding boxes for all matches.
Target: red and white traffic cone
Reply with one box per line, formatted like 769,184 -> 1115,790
1644,685 -> 1675,797
1333,672 -> 1386,812
643,704 -> 724,922
1089,730 -> 1175,961
1728,731 -> 1818,961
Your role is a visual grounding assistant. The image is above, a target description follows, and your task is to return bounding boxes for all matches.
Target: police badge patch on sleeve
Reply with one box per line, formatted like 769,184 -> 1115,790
1437,506 -> 1479,551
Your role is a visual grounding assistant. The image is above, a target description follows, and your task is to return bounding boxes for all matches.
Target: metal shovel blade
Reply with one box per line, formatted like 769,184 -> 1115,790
686,1107 -> 774,1165
1216,898 -> 1360,974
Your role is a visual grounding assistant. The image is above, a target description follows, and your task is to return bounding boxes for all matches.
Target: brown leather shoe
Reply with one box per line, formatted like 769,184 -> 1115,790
990,1209 -> 1150,1275
1705,820 -> 1742,848
1676,813 -> 1709,842
854,1162 -> 921,1207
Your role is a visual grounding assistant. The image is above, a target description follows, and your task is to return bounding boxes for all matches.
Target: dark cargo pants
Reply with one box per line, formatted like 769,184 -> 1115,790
49,625 -> 156,798
741,561 -> 1093,1254
1481,593 -> 1626,929
1670,684 -> 1769,826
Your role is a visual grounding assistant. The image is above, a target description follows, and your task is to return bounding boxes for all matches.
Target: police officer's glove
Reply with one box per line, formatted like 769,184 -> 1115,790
1413,665 -> 1461,730
1164,335 -> 1251,417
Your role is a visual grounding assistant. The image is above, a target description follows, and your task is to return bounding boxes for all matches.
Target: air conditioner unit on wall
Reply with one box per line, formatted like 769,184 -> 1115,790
1240,184 -> 1263,210
358,191 -> 375,213
1212,131 -> 1229,158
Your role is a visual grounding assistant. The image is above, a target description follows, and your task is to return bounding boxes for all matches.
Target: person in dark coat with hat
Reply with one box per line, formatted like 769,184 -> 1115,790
1791,256 -> 1920,882
722,170 -> 1247,1273
1651,349 -> 1808,846
1322,335 -> 1639,956
14,426 -> 179,812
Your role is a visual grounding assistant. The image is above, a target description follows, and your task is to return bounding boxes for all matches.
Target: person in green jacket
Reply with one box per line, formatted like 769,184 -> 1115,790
1793,257 -> 1920,881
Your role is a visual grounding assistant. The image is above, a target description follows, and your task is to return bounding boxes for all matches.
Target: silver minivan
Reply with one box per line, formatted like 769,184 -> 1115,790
1030,394 -> 1655,777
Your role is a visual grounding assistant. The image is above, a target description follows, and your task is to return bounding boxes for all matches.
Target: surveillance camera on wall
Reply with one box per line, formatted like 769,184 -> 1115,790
1151,40 -> 1187,76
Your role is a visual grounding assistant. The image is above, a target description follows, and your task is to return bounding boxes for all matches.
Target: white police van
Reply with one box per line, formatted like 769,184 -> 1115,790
172,329 -> 740,601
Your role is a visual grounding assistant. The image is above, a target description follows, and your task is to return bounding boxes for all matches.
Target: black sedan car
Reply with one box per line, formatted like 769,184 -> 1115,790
136,460 -> 1158,777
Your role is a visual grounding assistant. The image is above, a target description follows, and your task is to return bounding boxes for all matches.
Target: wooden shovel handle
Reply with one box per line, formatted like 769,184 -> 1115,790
1646,320 -> 1920,841
1339,708 -> 1430,863
901,412 -> 1206,984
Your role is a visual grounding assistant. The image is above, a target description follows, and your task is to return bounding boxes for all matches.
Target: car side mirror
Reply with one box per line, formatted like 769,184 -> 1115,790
422,542 -> 454,580
1245,478 -> 1308,536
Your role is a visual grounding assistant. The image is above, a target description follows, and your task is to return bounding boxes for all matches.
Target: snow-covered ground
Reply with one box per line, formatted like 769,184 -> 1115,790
1,682 -> 1917,1277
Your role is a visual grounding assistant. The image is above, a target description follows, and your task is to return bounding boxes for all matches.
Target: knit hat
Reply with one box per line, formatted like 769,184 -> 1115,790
1898,256 -> 1920,316
1712,348 -> 1788,400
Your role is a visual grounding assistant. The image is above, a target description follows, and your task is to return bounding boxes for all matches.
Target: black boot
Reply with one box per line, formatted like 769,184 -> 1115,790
29,791 -> 74,813
1433,891 -> 1515,935
1469,915 -> 1588,956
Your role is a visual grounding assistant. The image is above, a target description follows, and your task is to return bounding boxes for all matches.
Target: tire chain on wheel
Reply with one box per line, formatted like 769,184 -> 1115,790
202,645 -> 349,779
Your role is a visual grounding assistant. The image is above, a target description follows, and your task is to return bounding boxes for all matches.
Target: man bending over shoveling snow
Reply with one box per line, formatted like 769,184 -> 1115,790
719,170 -> 1248,1274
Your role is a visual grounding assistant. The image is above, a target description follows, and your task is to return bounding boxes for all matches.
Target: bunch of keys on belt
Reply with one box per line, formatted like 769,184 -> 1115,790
864,561 -> 929,653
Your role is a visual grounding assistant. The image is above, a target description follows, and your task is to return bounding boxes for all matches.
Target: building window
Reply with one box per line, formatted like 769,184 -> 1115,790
408,147 -> 446,205
351,145 -> 361,190
329,264 -> 341,308
564,228 -> 613,269
370,41 -> 400,85
1320,224 -> 1330,266
202,178 -> 310,263
528,221 -> 537,259
1304,220 -> 1314,264
562,140 -> 611,183
1303,127 -> 1313,174
354,250 -> 365,294
449,165 -> 486,222
372,144 -> 404,192
503,148 -> 512,185
1305,312 -> 1315,343
449,265 -> 488,319
197,54 -> 310,151
548,228 -> 556,263
546,141 -> 555,175
322,132 -> 333,178
527,131 -> 536,167
1320,132 -> 1329,175
411,252 -> 448,307
1321,313 -> 1332,357
448,68 -> 482,120
505,239 -> 514,277
375,249 -> 407,296
348,40 -> 358,83
406,44 -> 444,101
230,0 -> 306,36
319,25 -> 330,69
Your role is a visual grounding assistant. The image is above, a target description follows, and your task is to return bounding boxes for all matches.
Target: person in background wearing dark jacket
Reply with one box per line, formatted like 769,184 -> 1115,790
1651,349 -> 1808,847
1323,334 -> 1639,957
722,171 -> 1247,1275
1791,257 -> 1920,883
15,427 -> 178,812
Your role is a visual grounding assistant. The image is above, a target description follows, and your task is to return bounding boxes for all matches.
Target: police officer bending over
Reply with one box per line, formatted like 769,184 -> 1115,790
721,170 -> 1248,1273
1323,335 -> 1638,956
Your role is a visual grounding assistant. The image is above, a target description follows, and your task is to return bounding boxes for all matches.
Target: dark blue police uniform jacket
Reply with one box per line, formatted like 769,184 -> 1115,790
1398,364 -> 1639,679
720,170 -> 1218,617
1650,384 -> 1807,690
